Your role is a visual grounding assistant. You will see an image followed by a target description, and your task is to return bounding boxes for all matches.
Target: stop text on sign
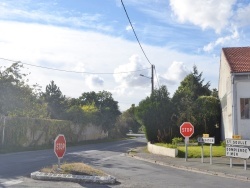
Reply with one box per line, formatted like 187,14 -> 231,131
54,134 -> 66,159
56,143 -> 66,150
181,127 -> 193,132
180,122 -> 194,137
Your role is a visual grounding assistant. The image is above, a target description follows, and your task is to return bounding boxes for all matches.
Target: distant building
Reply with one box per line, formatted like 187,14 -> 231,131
219,47 -> 250,140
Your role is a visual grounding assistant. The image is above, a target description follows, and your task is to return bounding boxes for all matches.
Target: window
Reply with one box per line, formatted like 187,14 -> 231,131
241,98 -> 250,119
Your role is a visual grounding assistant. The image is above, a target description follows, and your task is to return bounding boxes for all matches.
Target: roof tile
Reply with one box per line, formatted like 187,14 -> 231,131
223,47 -> 250,73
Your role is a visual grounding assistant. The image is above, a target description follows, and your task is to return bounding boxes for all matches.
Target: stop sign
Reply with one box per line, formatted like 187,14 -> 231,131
180,122 -> 194,137
54,134 -> 66,159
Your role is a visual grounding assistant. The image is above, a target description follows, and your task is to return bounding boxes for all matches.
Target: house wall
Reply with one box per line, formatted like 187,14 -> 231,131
218,51 -> 233,140
235,81 -> 250,139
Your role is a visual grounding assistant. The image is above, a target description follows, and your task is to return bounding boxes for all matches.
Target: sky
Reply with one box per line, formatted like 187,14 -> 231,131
1,0 -> 250,111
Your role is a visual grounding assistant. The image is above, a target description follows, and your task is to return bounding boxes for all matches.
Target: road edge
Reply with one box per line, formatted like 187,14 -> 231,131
30,171 -> 116,184
128,155 -> 250,182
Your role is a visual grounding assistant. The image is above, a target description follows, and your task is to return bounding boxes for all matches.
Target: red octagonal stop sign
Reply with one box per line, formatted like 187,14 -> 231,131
54,134 -> 66,159
180,122 -> 194,137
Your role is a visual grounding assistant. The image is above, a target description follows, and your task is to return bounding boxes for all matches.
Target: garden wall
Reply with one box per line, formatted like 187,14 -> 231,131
147,142 -> 178,157
0,116 -> 108,148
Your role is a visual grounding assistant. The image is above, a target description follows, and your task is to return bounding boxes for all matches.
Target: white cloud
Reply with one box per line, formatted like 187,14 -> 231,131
203,27 -> 239,52
160,61 -> 189,85
113,55 -> 150,90
0,1 -> 112,32
85,75 -> 104,90
126,25 -> 132,31
0,21 -> 219,111
169,0 -> 236,33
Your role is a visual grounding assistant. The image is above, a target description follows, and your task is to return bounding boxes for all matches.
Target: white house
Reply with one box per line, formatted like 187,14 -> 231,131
219,47 -> 250,140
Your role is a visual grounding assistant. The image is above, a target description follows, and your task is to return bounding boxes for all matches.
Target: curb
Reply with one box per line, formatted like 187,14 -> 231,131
30,171 -> 116,184
129,155 -> 250,182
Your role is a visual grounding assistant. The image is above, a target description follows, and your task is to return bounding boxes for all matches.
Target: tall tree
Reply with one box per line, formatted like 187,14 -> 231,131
78,91 -> 121,130
193,96 -> 221,136
172,66 -> 211,127
115,104 -> 141,137
42,80 -> 66,119
0,63 -> 47,118
136,85 -> 174,143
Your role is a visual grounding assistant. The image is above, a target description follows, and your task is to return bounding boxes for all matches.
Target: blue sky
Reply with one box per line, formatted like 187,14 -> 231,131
1,0 -> 250,111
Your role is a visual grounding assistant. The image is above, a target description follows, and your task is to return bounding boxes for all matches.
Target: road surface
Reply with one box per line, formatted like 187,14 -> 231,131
0,137 -> 250,187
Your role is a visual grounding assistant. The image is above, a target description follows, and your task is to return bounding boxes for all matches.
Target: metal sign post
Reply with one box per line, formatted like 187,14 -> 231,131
2,116 -> 6,146
185,137 -> 189,162
197,137 -> 215,164
201,143 -> 204,163
210,144 -> 213,164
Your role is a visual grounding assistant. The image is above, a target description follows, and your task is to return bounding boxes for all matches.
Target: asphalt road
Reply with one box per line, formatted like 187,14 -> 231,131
0,137 -> 250,187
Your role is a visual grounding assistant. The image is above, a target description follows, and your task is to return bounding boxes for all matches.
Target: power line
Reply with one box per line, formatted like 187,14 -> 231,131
121,0 -> 152,66
0,57 -> 151,75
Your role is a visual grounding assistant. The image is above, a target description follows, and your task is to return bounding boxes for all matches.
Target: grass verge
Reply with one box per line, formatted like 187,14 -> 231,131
177,145 -> 225,158
41,162 -> 107,176
154,143 -> 225,158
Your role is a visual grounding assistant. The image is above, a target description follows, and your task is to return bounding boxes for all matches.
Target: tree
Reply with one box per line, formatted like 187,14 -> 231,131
42,80 -> 66,119
78,91 -> 121,130
193,96 -> 221,136
172,66 -> 211,131
115,104 -> 141,137
0,63 -> 47,118
136,85 -> 174,143
65,105 -> 85,124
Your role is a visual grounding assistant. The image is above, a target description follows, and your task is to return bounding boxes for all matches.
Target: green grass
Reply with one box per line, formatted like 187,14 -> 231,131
177,145 -> 225,158
154,143 -> 225,158
155,143 -> 177,148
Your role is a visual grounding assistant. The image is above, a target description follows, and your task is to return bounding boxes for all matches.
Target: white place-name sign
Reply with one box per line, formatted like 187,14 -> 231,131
226,139 -> 250,146
197,137 -> 215,144
226,146 -> 250,159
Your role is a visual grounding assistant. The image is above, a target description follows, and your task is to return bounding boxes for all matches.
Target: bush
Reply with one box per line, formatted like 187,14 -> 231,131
172,137 -> 183,146
220,140 -> 226,147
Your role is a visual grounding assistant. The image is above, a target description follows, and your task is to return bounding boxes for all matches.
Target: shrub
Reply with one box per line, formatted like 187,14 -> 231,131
172,137 -> 183,146
220,140 -> 226,148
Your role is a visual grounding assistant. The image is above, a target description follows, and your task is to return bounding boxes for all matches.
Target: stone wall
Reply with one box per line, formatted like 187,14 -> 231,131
0,116 -> 108,148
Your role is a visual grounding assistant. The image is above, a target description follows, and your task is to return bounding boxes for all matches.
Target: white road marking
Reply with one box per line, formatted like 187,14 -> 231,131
67,150 -> 98,155
2,179 -> 23,186
99,153 -> 125,161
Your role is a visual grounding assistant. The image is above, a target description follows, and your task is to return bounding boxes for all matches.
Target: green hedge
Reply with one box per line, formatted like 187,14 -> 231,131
0,116 -> 105,150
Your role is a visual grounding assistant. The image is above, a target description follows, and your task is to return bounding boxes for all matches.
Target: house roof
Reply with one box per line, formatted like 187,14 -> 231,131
223,47 -> 250,73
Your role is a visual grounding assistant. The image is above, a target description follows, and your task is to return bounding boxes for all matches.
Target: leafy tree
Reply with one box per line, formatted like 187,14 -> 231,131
65,105 -> 85,124
81,102 -> 100,124
115,104 -> 141,137
78,91 -> 121,130
0,63 -> 47,118
211,88 -> 219,98
172,66 -> 211,130
42,80 -> 66,119
136,85 -> 173,143
193,96 -> 220,136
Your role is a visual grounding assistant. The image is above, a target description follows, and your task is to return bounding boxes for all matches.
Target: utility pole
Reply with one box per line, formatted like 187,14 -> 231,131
140,64 -> 155,95
151,64 -> 154,94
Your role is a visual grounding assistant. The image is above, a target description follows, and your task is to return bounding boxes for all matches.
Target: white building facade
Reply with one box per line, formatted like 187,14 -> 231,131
219,47 -> 250,140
